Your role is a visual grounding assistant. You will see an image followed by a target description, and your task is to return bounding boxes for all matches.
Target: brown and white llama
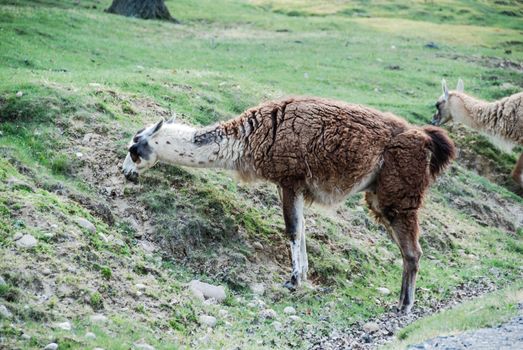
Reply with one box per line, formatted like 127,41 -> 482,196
432,79 -> 523,186
122,97 -> 455,313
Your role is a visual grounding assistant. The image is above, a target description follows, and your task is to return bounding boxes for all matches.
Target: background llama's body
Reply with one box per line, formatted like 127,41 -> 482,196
123,97 -> 455,313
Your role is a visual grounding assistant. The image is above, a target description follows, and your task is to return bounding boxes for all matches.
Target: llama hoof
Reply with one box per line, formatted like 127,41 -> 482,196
397,303 -> 413,314
283,280 -> 298,291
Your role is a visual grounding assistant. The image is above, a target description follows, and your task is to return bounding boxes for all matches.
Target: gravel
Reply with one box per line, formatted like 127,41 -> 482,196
306,278 -> 498,349
409,309 -> 523,349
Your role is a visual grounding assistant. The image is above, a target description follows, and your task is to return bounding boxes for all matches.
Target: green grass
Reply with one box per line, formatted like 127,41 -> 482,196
0,0 -> 522,349
383,283 -> 523,349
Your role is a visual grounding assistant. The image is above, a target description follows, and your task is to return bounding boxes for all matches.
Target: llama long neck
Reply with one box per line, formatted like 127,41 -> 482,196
451,92 -> 523,149
153,123 -> 243,170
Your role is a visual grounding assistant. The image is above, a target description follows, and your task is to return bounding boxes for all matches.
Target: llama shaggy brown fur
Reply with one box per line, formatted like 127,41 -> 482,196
432,80 -> 523,186
123,96 -> 456,313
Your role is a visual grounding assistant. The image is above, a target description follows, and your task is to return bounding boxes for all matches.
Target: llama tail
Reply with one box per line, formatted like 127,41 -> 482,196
422,126 -> 456,178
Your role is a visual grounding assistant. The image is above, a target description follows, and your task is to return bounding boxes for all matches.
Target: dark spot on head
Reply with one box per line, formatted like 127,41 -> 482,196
209,159 -> 214,163
166,141 -> 171,144
198,161 -> 205,164
129,140 -> 152,162
190,160 -> 194,163
155,141 -> 158,144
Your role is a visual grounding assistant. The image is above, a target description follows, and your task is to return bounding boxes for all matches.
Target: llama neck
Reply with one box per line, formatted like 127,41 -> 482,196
153,124 -> 242,170
450,93 -> 493,130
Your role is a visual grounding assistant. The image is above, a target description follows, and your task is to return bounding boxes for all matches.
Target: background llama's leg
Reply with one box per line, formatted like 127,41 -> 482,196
281,186 -> 304,290
391,212 -> 422,314
511,153 -> 523,187
300,218 -> 308,281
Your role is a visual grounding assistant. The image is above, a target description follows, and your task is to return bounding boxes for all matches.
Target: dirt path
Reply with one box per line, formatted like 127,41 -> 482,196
305,279 -> 499,349
408,304 -> 523,350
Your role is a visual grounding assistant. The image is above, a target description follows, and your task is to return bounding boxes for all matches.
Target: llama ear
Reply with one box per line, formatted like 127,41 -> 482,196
456,79 -> 464,92
167,114 -> 177,124
442,79 -> 449,101
152,119 -> 164,134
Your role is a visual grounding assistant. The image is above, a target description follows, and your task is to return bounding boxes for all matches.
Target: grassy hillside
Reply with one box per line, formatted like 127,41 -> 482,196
0,0 -> 522,349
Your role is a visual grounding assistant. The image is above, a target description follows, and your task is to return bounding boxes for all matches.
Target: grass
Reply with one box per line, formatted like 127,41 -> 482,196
383,282 -> 523,349
0,0 -> 522,349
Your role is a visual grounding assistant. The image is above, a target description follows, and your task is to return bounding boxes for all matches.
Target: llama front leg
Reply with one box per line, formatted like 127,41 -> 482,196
391,212 -> 423,314
281,186 -> 304,290
299,219 -> 308,281
511,153 -> 523,187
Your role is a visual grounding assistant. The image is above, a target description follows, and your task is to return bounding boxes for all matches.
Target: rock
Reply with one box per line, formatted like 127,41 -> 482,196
85,332 -> 96,339
89,314 -> 108,323
288,315 -> 302,322
75,152 -> 83,158
76,218 -> 96,233
16,91 -> 23,97
44,343 -> 58,350
21,333 -> 30,340
250,283 -> 265,296
218,309 -> 228,317
363,321 -> 380,334
133,342 -> 155,350
252,242 -> 264,250
199,315 -> 217,328
98,232 -> 109,243
56,321 -> 72,331
259,309 -> 277,319
283,306 -> 296,315
376,287 -> 391,295
0,304 -> 12,319
189,280 -> 226,302
0,276 -> 6,286
135,283 -> 147,291
273,321 -> 283,332
15,234 -> 37,249
42,268 -> 52,275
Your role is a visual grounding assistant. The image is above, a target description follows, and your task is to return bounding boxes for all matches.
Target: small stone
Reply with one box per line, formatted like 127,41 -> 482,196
89,314 -> 107,323
85,332 -> 96,339
16,91 -> 23,97
42,268 -> 52,275
288,315 -> 301,322
188,280 -> 226,302
363,321 -> 380,334
133,342 -> 155,350
21,333 -> 30,340
76,218 -> 96,233
135,283 -> 146,291
250,283 -> 265,296
44,343 -> 58,350
218,309 -> 228,317
259,309 -> 277,319
273,321 -> 283,332
252,242 -> 264,250
15,234 -> 37,249
56,321 -> 72,331
75,152 -> 83,158
283,306 -> 296,315
376,287 -> 391,295
199,315 -> 217,328
98,233 -> 109,243
0,304 -> 12,318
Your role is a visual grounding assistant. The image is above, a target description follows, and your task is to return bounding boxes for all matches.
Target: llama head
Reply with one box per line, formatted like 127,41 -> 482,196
431,79 -> 464,126
122,119 -> 165,182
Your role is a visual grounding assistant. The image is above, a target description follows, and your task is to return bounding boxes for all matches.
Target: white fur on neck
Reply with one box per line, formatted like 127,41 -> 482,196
153,123 -> 241,170
450,94 -> 515,153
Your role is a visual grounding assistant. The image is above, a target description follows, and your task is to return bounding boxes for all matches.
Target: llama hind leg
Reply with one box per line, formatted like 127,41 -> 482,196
391,212 -> 422,314
281,186 -> 304,290
511,153 -> 523,187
